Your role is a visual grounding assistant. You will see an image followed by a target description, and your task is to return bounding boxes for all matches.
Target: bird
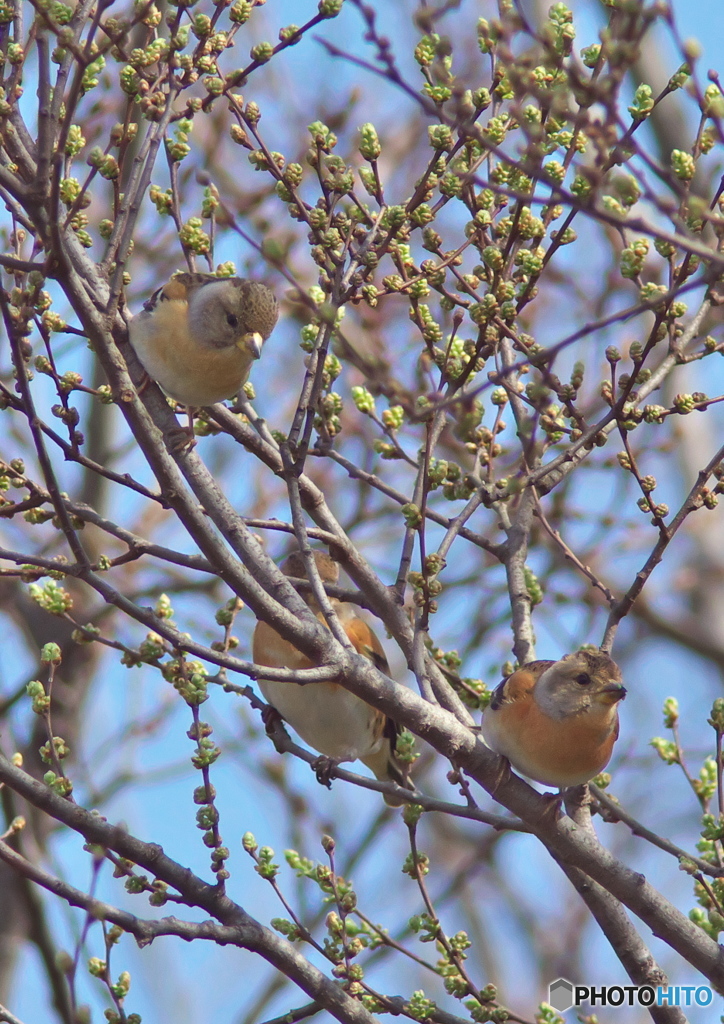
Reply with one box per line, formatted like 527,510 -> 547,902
252,550 -> 413,805
129,272 -> 279,411
480,650 -> 626,789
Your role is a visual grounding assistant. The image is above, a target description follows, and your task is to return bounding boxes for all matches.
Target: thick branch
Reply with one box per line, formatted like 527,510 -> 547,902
560,791 -> 687,1024
0,757 -> 381,1024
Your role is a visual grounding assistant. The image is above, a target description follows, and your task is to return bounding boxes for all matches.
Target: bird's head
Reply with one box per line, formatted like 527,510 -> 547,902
534,650 -> 626,720
190,279 -> 279,355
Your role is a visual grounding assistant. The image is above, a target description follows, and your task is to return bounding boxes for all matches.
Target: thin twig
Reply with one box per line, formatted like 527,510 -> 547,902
601,440 -> 724,651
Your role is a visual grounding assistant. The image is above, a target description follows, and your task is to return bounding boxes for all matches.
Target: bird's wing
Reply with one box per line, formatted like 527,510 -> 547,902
489,660 -> 553,709
141,273 -> 234,314
345,615 -> 396,732
140,282 -> 170,314
344,614 -> 391,675
344,613 -> 412,784
173,272 -> 239,301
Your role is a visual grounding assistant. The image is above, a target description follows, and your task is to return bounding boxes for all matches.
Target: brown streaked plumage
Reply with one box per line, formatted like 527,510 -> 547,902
481,650 -> 626,788
129,273 -> 278,407
252,550 -> 412,806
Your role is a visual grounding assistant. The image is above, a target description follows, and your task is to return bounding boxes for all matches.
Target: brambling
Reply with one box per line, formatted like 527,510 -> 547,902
481,650 -> 626,788
129,272 -> 279,408
252,550 -> 413,805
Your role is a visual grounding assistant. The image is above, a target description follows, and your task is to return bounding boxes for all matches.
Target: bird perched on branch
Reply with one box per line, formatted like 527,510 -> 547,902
252,550 -> 413,805
481,650 -> 626,788
129,272 -> 279,411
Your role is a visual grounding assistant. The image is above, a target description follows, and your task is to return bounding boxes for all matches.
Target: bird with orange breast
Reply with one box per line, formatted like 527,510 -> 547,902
129,272 -> 278,414
481,650 -> 626,788
252,550 -> 413,805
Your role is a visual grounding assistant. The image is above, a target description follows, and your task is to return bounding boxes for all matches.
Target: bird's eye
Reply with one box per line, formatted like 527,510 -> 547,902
575,672 -> 592,686
226,313 -> 238,328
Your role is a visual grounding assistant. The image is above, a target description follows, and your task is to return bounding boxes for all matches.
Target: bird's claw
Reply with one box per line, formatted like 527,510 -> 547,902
538,790 -> 564,823
490,754 -> 513,797
261,704 -> 283,735
311,755 -> 339,790
166,424 -> 196,453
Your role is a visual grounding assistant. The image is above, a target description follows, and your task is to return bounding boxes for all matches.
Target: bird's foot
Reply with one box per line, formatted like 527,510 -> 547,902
261,703 -> 283,735
311,755 -> 339,790
537,790 -> 564,823
166,423 -> 196,453
135,371 -> 152,396
489,754 -> 513,797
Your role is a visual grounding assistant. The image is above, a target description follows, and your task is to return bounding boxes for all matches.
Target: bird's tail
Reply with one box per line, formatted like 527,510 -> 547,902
362,749 -> 414,807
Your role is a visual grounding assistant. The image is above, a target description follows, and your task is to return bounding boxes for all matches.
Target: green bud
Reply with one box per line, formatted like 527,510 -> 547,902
401,503 -> 423,529
628,83 -> 654,120
229,0 -> 252,23
581,43 -> 601,67
359,123 -> 381,161
650,736 -> 678,764
427,124 -> 453,150
250,42 -> 273,64
318,0 -> 343,17
351,386 -> 375,414
671,149 -> 695,181
663,696 -> 679,728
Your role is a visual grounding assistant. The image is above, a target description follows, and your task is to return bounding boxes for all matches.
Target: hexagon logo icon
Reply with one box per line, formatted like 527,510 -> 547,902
548,977 -> 574,1013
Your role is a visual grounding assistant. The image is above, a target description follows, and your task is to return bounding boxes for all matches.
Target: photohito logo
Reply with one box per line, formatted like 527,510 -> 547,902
548,977 -> 714,1013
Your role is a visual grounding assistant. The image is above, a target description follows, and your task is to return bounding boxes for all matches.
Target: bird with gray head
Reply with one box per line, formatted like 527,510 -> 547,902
129,272 -> 279,408
481,649 -> 626,788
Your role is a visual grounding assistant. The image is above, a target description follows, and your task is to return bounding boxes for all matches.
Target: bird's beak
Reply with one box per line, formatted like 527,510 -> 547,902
238,332 -> 263,359
599,684 -> 627,705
